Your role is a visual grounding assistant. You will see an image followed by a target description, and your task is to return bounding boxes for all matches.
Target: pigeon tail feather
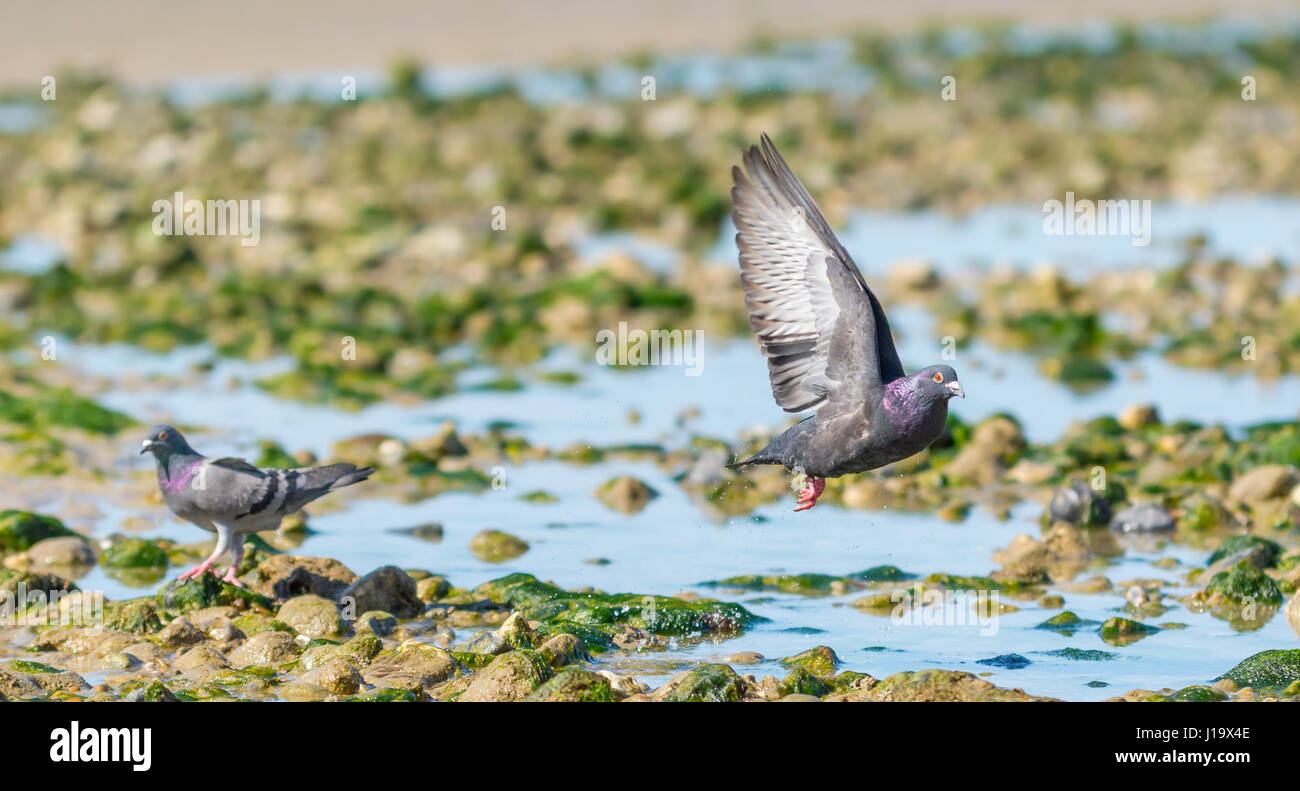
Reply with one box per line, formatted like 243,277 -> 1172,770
282,463 -> 375,512
304,463 -> 375,492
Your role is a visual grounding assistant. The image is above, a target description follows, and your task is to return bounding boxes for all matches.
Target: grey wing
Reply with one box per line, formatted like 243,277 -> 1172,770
191,459 -> 295,523
731,134 -> 905,418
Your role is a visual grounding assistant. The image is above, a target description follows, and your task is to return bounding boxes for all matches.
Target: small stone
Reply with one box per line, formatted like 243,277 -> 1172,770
1006,460 -> 1056,485
596,670 -> 646,699
658,664 -> 749,702
538,633 -> 589,668
1099,617 -> 1160,646
1048,482 -> 1111,527
1229,465 -> 1297,504
206,618 -> 240,643
468,530 -> 530,563
249,555 -> 358,600
526,668 -> 613,701
280,683 -> 331,702
459,649 -> 553,701
593,476 -> 659,515
496,612 -> 539,650
1110,504 -> 1174,533
465,631 -> 507,656
362,640 -> 457,690
975,654 -> 1031,670
298,659 -> 362,696
1219,649 -> 1300,689
26,536 -> 95,567
157,616 -> 205,649
338,566 -> 423,619
105,600 -> 164,634
780,646 -> 841,677
396,523 -> 444,542
1118,403 -> 1160,431
353,610 -> 398,637
277,594 -> 344,638
101,537 -> 168,569
99,651 -> 137,671
416,576 -> 450,601
176,645 -> 231,674
0,510 -> 76,552
126,681 -> 177,702
228,631 -> 300,666
0,669 -> 43,699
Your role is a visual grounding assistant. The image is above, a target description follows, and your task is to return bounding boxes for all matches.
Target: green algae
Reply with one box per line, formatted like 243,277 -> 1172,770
104,599 -> 164,634
1099,617 -> 1160,646
663,664 -> 746,702
156,575 -> 272,613
779,666 -> 832,698
1207,535 -> 1282,568
1034,611 -> 1100,635
702,566 -> 915,596
475,573 -> 762,648
345,687 -> 418,702
1219,649 -> 1300,689
781,646 -> 841,678
1168,685 -> 1228,702
101,537 -> 170,569
702,573 -> 845,596
1042,648 -> 1116,661
0,385 -> 134,436
526,668 -> 615,702
1205,561 -> 1283,605
0,510 -> 76,552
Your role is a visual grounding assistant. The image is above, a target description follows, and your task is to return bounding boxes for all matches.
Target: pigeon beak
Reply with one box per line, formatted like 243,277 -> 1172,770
945,380 -> 965,399
139,439 -> 155,454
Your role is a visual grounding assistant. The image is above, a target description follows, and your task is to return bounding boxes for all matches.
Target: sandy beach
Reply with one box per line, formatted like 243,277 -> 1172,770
3,0 -> 1296,85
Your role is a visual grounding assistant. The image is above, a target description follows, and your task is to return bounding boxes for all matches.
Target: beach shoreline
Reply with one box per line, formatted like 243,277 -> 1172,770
4,0 -> 1297,86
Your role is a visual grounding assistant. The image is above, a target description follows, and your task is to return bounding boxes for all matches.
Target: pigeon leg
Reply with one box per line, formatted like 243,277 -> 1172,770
793,476 -> 826,512
178,524 -> 231,581
220,537 -> 246,588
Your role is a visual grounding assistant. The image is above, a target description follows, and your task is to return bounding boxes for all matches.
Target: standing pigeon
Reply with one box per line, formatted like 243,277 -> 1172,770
140,425 -> 374,586
728,135 -> 964,511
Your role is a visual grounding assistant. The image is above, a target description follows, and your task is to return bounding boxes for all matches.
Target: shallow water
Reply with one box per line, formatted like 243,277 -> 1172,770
706,196 -> 1300,277
67,420 -> 1299,699
5,91 -> 1299,694
35,280 -> 1298,700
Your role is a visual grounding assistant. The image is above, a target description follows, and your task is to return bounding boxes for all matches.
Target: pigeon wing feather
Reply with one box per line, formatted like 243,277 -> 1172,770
184,460 -> 281,522
732,134 -> 904,418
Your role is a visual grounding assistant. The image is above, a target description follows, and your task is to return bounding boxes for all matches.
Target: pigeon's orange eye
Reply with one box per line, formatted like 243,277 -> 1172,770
159,431 -> 169,440
933,372 -> 943,383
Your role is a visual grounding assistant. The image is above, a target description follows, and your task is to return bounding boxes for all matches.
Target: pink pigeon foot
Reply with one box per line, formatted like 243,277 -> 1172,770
177,561 -> 216,581
219,567 -> 245,588
794,476 -> 826,512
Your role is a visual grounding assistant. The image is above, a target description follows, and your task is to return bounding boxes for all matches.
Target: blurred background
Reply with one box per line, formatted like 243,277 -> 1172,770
2,1 -> 1300,701
8,0 -> 1299,82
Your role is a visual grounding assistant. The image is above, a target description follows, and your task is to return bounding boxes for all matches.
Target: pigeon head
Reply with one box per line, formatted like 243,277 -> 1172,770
912,364 -> 965,402
139,425 -> 196,460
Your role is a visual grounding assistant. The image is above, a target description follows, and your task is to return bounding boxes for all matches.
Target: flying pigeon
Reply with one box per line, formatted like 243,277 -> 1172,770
728,135 -> 964,511
140,425 -> 374,586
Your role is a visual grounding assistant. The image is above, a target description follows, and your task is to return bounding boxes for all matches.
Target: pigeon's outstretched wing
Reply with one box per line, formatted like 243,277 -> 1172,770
188,459 -> 374,523
731,134 -> 905,418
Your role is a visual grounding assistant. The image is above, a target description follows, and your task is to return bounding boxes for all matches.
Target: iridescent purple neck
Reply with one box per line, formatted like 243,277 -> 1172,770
882,376 -> 919,420
161,458 -> 203,494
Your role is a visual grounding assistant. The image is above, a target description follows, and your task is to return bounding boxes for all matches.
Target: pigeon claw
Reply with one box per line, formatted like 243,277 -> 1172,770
220,567 -> 245,588
177,562 -> 215,581
793,476 -> 826,512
